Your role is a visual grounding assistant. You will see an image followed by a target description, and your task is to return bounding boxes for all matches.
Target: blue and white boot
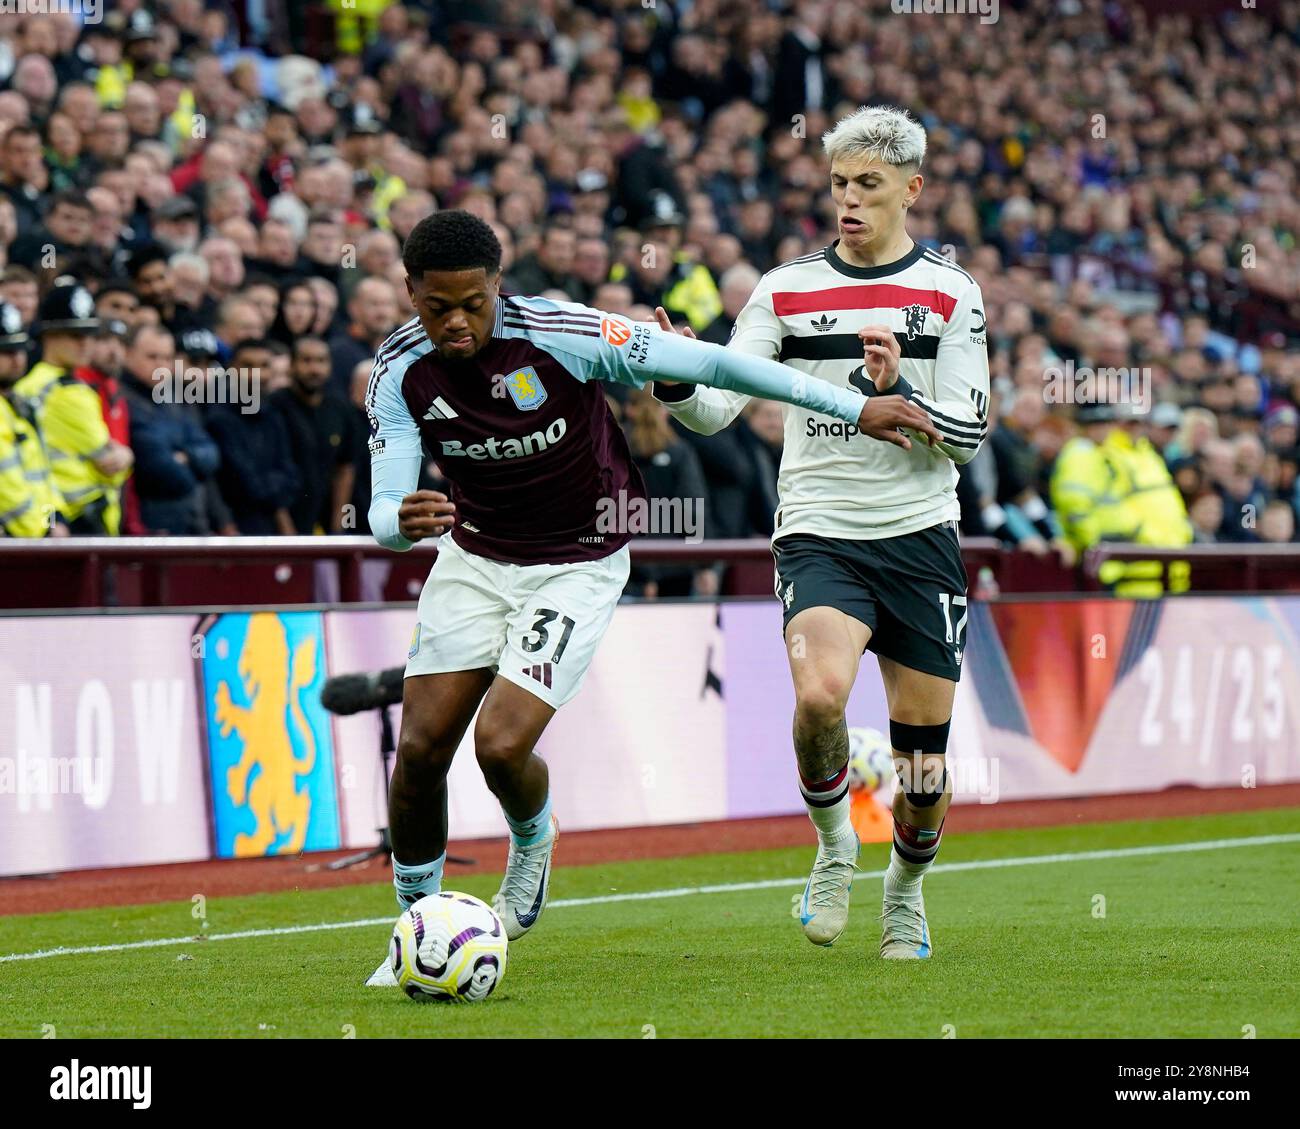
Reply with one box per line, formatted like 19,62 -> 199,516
791,837 -> 859,946
880,893 -> 932,959
492,815 -> 559,941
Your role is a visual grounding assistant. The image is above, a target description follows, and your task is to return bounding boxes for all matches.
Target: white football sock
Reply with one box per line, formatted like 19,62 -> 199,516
884,847 -> 928,900
799,763 -> 856,853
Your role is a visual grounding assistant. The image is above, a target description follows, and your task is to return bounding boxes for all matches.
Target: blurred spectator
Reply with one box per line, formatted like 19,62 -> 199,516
329,276 -> 397,396
9,189 -> 96,273
1188,491 -> 1224,544
271,336 -> 361,534
700,262 -> 760,346
507,223 -> 581,300
622,387 -> 715,598
120,324 -> 221,536
268,277 -> 318,346
128,241 -> 204,339
1,266 -> 40,329
205,340 -> 300,536
1259,499 -> 1297,544
0,126 -> 47,231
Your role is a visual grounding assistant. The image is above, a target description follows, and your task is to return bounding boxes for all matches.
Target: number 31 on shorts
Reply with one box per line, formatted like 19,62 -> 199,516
520,607 -> 577,664
937,593 -> 968,647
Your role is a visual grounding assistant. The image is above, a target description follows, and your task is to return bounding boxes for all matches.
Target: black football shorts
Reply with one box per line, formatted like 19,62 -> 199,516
771,522 -> 970,682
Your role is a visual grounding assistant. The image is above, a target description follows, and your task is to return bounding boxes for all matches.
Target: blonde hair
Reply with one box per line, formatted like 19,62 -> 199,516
822,105 -> 927,170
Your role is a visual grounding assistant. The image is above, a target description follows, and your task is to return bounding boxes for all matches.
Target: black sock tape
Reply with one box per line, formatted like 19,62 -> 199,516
889,718 -> 951,755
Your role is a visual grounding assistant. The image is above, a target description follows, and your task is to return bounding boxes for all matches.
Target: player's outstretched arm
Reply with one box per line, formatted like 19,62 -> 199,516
651,307 -> 937,450
518,296 -> 937,444
649,308 -> 755,436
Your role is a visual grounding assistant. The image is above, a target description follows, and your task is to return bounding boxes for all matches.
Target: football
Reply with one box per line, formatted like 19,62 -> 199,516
847,727 -> 895,794
390,892 -> 509,1003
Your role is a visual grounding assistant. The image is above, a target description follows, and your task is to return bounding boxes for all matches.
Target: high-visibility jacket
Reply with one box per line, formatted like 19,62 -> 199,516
162,88 -> 200,155
1108,430 -> 1192,595
328,0 -> 392,54
1051,435 -> 1129,552
0,393 -> 64,537
94,62 -> 131,108
1117,432 -> 1193,547
369,169 -> 407,227
1050,429 -> 1191,597
610,255 -> 723,333
13,363 -> 129,534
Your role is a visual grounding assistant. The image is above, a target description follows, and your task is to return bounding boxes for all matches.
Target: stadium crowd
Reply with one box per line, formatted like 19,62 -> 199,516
0,0 -> 1297,596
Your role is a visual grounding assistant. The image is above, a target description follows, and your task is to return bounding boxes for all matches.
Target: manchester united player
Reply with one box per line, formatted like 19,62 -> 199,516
653,106 -> 991,960
365,209 -> 937,984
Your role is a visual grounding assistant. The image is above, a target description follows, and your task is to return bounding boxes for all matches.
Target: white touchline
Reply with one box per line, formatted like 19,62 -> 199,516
2,833 -> 1298,964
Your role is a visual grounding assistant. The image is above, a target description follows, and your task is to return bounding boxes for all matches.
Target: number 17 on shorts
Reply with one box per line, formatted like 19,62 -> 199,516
937,592 -> 968,668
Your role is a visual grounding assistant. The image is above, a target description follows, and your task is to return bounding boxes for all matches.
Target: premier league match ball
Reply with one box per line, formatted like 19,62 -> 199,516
390,892 -> 509,1003
847,727 -> 895,794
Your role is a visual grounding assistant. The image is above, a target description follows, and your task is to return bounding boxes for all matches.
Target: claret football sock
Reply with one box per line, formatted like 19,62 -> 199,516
392,851 -> 446,911
505,792 -> 554,848
799,763 -> 857,853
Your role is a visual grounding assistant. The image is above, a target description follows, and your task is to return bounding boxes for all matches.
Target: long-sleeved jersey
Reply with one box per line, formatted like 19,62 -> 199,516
654,241 -> 991,542
366,295 -> 871,562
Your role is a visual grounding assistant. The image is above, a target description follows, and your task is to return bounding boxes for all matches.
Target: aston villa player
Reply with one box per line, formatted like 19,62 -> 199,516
363,209 -> 939,984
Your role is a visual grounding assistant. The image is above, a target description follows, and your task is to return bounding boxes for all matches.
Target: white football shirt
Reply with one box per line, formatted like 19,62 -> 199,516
656,241 -> 991,542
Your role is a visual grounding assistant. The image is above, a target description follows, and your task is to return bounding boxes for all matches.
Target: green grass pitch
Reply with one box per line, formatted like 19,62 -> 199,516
2,808 -> 1298,1038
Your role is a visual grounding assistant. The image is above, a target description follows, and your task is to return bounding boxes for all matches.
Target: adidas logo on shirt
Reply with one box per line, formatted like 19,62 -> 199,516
810,314 -> 838,332
423,396 -> 459,420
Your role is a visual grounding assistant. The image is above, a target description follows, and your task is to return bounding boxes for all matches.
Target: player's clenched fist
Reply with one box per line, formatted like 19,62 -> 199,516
398,490 -> 455,541
856,395 -> 941,451
858,324 -> 903,391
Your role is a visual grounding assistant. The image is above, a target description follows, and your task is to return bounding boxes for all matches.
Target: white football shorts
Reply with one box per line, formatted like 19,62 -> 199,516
404,533 -> 631,709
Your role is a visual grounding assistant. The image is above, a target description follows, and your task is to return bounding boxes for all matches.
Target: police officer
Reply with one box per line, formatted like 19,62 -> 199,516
0,300 -> 67,537
609,197 -> 724,334
14,278 -> 134,535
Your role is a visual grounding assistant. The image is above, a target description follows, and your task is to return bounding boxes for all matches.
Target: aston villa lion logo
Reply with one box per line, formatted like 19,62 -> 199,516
503,366 -> 547,410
